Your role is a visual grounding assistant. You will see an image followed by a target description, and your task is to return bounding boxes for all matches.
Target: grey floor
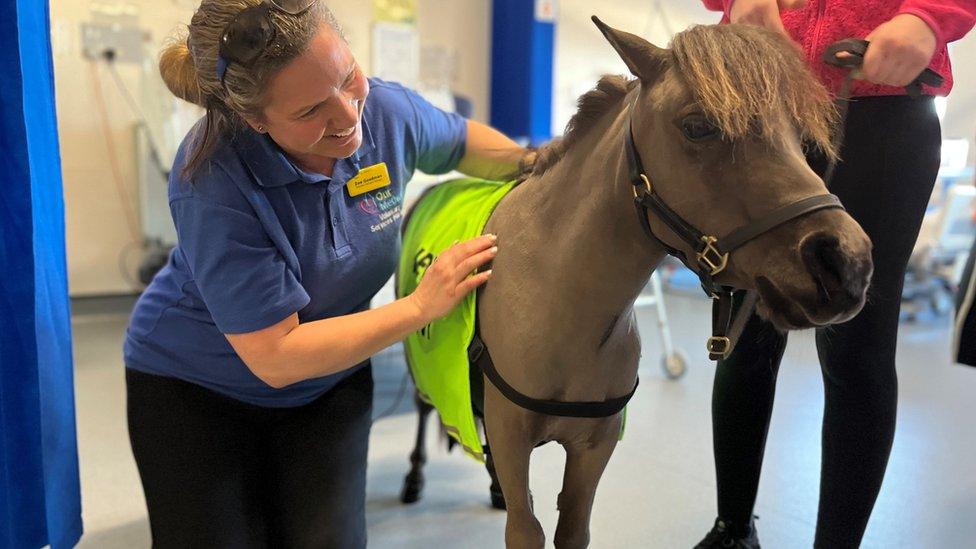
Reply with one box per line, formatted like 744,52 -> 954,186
71,290 -> 976,548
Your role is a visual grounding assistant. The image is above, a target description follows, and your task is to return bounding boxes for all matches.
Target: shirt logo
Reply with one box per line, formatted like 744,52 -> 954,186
359,196 -> 381,215
359,187 -> 402,233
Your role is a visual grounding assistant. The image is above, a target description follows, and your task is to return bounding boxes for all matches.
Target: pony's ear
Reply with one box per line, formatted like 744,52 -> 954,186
592,16 -> 667,82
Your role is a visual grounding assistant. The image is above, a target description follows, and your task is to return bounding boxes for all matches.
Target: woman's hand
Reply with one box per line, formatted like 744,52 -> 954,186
729,0 -> 807,35
859,14 -> 937,87
406,234 -> 498,323
518,148 -> 538,178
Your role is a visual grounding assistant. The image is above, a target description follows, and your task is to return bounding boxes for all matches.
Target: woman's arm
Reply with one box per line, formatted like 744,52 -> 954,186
702,0 -> 727,10
226,234 -> 497,388
226,299 -> 424,388
701,0 -> 807,29
898,0 -> 976,47
456,119 -> 531,181
858,0 -> 976,89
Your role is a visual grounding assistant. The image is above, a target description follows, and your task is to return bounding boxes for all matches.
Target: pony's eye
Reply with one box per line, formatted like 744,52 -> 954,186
681,114 -> 719,142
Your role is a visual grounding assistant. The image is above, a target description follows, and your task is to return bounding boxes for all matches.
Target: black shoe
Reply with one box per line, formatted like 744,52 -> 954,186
694,518 -> 760,549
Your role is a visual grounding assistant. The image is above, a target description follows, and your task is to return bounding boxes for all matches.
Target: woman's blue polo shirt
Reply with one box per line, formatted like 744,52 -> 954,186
124,78 -> 467,407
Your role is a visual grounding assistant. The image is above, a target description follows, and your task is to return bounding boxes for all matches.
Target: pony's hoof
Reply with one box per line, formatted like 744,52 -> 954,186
490,488 -> 506,510
400,475 -> 424,504
400,487 -> 420,504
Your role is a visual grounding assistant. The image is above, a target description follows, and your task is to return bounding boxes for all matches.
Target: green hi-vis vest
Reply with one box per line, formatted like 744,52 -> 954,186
396,178 -> 518,461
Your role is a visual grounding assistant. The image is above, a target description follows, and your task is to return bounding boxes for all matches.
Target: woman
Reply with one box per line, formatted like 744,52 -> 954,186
123,1 -> 530,546
695,1 -> 976,548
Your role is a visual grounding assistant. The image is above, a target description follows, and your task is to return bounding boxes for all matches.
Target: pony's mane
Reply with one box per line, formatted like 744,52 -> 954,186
531,75 -> 635,176
529,24 -> 838,177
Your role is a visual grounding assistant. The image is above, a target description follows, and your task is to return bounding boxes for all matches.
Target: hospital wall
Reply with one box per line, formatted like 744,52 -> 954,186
52,0 -> 976,297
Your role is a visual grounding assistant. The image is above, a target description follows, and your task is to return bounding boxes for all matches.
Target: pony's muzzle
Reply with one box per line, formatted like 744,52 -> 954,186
799,231 -> 872,312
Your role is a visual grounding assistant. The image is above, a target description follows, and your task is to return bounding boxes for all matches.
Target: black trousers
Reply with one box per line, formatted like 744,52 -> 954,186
710,96 -> 941,548
955,236 -> 976,366
127,365 -> 373,549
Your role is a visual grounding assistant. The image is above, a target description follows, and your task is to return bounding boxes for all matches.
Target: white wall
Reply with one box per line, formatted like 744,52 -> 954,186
52,0 -> 193,296
553,1 -> 720,136
53,0 -> 976,296
945,32 -> 976,159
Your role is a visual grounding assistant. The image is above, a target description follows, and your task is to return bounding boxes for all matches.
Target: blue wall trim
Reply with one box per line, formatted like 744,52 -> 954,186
490,0 -> 554,146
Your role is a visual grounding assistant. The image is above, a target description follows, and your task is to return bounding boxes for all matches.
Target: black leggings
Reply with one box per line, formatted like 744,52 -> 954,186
710,96 -> 941,548
127,365 -> 373,549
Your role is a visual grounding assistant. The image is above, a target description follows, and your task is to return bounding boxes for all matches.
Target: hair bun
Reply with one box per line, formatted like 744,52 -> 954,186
159,37 -> 205,106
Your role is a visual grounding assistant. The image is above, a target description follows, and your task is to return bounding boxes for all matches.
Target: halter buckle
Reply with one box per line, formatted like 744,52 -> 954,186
706,336 -> 732,359
632,174 -> 652,199
697,236 -> 729,276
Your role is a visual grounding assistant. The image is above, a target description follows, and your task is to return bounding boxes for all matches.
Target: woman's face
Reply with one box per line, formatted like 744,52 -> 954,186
258,24 -> 370,162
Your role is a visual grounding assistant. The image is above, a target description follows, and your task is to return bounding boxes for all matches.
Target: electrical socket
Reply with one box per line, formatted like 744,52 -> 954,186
81,22 -> 145,64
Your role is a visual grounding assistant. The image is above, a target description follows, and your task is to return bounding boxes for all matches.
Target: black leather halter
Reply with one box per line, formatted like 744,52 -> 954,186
625,113 -> 845,360
630,37 -> 946,360
470,38 -> 943,419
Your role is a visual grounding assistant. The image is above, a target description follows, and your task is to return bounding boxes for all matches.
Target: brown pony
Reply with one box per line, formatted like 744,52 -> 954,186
402,19 -> 872,548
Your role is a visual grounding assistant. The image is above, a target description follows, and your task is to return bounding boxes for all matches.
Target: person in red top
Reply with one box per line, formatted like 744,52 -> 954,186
695,1 -> 976,548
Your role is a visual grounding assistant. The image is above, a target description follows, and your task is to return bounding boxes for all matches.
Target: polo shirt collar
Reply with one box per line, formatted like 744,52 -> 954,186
235,115 -> 376,189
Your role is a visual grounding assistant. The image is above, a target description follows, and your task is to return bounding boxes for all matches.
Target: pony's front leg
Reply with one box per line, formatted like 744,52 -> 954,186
484,379 -> 545,549
553,416 -> 621,549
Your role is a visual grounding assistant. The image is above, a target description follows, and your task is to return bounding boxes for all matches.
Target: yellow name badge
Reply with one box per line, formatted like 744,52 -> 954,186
346,162 -> 392,197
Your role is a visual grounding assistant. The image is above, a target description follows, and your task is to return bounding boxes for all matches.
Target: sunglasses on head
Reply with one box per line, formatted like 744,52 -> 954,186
217,0 -> 316,84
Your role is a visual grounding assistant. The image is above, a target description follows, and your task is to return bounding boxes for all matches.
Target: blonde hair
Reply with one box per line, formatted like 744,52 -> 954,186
159,0 -> 343,177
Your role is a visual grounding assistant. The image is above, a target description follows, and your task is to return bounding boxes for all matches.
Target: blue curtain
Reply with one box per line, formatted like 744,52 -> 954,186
0,0 -> 83,547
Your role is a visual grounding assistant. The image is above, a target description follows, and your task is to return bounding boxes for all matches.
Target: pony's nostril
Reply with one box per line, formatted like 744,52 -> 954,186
801,232 -> 847,302
843,257 -> 873,300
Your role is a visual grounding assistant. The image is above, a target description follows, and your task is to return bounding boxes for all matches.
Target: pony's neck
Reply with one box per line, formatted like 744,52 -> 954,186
527,93 -> 667,317
509,92 -> 665,329
477,89 -> 669,388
